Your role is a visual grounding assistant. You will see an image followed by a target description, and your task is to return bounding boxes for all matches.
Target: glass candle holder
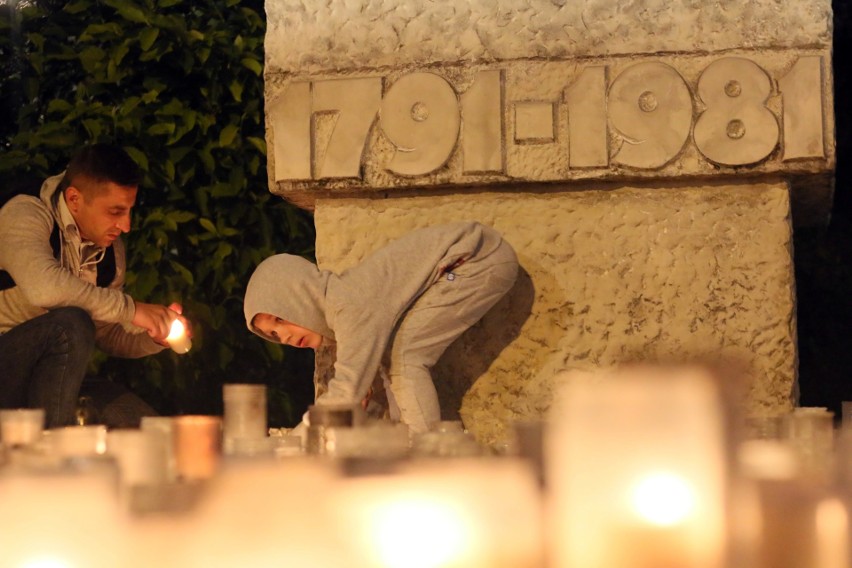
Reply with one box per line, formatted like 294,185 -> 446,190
173,415 -> 222,481
333,458 -> 543,568
50,425 -> 108,458
222,383 -> 267,455
782,407 -> 834,483
140,416 -> 178,482
547,365 -> 731,568
106,429 -> 169,487
306,403 -> 356,455
0,408 -> 44,447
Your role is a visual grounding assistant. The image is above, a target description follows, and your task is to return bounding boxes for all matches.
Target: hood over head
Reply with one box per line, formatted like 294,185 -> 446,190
243,254 -> 334,340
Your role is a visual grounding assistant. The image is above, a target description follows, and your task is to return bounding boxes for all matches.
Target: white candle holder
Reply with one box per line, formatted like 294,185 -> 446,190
222,384 -> 267,455
0,408 -> 44,447
547,365 -> 731,568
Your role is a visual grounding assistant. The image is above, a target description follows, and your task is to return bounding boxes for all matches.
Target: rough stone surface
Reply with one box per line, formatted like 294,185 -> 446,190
264,2 -> 835,223
265,0 -> 832,75
313,184 -> 796,447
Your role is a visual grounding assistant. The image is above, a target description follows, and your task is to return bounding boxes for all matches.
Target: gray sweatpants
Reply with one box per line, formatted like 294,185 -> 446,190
385,240 -> 519,433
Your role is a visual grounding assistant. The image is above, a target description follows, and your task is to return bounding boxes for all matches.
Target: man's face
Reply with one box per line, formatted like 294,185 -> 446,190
252,313 -> 323,349
65,181 -> 137,248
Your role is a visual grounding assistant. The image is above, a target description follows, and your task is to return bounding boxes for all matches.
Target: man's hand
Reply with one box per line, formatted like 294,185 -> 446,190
132,301 -> 189,344
361,386 -> 373,411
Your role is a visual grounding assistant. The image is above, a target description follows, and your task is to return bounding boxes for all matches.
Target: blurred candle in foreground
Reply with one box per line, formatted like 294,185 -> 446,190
166,318 -> 192,354
0,461 -> 126,568
173,415 -> 222,481
334,459 -> 543,568
222,384 -> 267,455
547,365 -> 730,568
0,408 -> 44,447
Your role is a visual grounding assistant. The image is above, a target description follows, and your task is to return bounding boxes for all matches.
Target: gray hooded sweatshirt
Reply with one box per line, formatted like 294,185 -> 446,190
0,173 -> 162,357
244,221 -> 505,404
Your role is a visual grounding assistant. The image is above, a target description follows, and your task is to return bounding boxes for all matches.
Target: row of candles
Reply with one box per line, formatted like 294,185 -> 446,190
0,364 -> 851,568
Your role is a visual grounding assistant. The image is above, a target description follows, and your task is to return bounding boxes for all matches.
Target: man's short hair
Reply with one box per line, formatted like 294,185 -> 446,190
59,144 -> 143,193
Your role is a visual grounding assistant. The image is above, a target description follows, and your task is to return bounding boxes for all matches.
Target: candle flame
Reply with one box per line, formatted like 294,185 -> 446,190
167,318 -> 185,341
630,471 -> 696,526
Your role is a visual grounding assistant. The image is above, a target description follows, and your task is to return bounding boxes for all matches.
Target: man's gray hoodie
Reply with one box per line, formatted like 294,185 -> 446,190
0,173 -> 162,357
243,221 -> 505,405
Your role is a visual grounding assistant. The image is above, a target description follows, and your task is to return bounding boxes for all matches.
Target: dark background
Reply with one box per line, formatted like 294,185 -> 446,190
796,0 -> 852,416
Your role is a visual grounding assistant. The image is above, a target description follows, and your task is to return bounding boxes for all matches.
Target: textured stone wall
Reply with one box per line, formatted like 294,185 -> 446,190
265,1 -> 832,74
313,183 -> 796,446
263,0 -> 832,445
264,0 -> 834,220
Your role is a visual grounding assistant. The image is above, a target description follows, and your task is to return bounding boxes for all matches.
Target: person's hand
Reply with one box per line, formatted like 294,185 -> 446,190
132,301 -> 185,344
361,386 -> 373,411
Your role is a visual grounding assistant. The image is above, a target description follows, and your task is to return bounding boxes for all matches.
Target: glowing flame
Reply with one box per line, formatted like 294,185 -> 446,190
167,318 -> 185,341
630,471 -> 696,526
371,496 -> 470,568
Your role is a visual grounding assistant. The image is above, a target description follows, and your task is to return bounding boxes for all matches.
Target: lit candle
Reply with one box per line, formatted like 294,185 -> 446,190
0,408 -> 44,447
548,365 -> 730,568
606,472 -> 703,568
166,318 -> 192,354
335,459 -> 543,568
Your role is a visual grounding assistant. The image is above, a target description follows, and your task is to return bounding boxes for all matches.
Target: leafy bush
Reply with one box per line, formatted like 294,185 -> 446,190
0,0 -> 316,425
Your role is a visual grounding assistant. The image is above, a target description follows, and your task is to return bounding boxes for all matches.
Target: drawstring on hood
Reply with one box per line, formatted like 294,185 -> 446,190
243,254 -> 335,340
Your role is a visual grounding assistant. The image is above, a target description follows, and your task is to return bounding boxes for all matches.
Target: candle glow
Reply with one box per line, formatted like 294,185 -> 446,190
166,319 -> 192,354
20,557 -> 74,568
630,471 -> 696,527
370,496 -> 470,568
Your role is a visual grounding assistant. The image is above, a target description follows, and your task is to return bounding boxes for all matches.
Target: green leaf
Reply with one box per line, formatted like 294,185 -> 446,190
102,0 -> 149,24
148,122 -> 176,136
118,96 -> 142,115
169,260 -> 195,286
79,46 -> 105,73
139,28 -> 159,51
246,136 -> 266,154
214,242 -> 234,262
210,182 -> 239,198
81,119 -> 102,139
133,269 -> 158,298
158,0 -> 181,6
166,211 -> 196,224
80,23 -> 122,40
240,57 -> 263,76
27,33 -> 45,51
198,148 -> 214,173
218,124 -> 238,147
47,99 -> 73,114
63,0 -> 90,14
199,218 -> 217,234
196,47 -> 211,64
228,80 -> 243,102
123,146 -> 149,171
112,41 -> 131,67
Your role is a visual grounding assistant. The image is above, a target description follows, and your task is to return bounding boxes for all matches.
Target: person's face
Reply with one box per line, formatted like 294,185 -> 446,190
253,313 -> 323,349
65,181 -> 137,248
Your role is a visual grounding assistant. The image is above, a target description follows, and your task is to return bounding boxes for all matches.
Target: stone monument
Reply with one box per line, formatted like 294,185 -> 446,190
263,0 -> 835,446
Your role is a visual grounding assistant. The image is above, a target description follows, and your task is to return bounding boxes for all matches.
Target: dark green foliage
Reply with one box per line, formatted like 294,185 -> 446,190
0,0 -> 316,425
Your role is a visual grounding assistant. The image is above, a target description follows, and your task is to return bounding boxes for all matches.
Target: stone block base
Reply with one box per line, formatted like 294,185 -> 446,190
313,181 -> 796,447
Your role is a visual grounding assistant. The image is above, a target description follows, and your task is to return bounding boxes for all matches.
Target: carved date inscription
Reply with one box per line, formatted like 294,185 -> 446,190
269,55 -> 826,183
